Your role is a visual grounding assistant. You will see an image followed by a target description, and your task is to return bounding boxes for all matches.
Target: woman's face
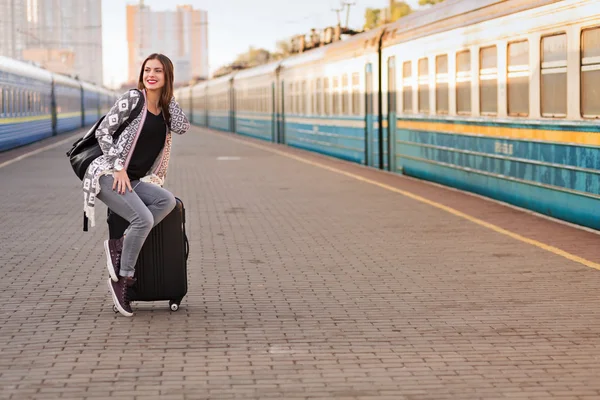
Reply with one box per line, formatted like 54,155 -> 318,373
143,59 -> 165,91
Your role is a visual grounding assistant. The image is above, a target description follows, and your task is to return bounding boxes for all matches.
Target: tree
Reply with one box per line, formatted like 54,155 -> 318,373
272,40 -> 292,60
234,46 -> 272,67
418,0 -> 445,5
364,1 -> 411,29
364,8 -> 381,30
390,1 -> 412,22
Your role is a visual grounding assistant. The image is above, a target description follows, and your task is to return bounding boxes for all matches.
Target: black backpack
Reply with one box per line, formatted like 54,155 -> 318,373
66,89 -> 144,180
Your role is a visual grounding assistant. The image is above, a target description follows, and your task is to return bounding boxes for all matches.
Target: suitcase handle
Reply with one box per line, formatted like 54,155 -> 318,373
184,233 -> 189,261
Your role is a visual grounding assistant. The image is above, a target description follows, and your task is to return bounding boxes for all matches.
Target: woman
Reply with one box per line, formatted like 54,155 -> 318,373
81,53 -> 190,317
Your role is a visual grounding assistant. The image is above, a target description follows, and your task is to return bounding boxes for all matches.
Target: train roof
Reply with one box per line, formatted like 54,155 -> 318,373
234,61 -> 281,79
192,80 -> 208,90
207,72 -> 236,87
0,55 -> 53,82
80,81 -> 104,93
380,0 -> 561,48
52,72 -> 82,89
279,25 -> 384,69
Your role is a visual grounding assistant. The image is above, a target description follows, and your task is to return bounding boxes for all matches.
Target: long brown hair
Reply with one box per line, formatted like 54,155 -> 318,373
137,53 -> 174,126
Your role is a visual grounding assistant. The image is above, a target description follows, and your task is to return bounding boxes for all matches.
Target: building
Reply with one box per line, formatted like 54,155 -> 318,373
127,3 -> 208,85
0,0 -> 28,60
0,0 -> 103,85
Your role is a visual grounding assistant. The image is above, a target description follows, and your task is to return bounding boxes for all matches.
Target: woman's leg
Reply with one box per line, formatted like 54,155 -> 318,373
131,181 -> 177,229
96,175 -> 155,317
96,175 -> 155,278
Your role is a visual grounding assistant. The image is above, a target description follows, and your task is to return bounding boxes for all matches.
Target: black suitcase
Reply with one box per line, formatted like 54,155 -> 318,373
107,197 -> 189,311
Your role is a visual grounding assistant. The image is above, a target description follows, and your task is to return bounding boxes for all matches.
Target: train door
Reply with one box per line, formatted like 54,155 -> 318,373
271,81 -> 277,142
50,81 -> 57,136
229,80 -> 235,133
365,64 -> 374,166
277,80 -> 285,144
386,56 -> 397,172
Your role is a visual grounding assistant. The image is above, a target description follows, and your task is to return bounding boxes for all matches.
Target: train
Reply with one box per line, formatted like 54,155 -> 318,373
176,0 -> 600,231
0,55 -> 117,152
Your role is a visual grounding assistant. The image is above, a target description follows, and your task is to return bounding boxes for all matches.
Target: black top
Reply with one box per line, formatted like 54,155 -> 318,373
127,109 -> 167,181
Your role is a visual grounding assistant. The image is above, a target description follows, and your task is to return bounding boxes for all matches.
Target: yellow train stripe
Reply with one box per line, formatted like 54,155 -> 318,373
0,115 -> 52,125
208,127 -> 600,272
57,112 -> 82,119
397,120 -> 600,146
286,117 -> 363,128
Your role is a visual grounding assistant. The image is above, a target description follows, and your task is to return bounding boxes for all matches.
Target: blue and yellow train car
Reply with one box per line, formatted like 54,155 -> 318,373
0,56 -> 53,152
279,30 -> 383,165
234,62 -> 279,142
81,81 -> 102,126
207,74 -> 235,132
191,81 -> 208,127
381,0 -> 600,229
52,73 -> 83,134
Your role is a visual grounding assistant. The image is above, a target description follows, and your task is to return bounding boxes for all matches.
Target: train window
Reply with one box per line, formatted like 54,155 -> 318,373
402,61 -> 412,113
301,80 -> 307,115
541,33 -> 567,117
296,82 -> 301,114
435,55 -> 448,114
418,58 -> 429,113
287,82 -> 293,114
456,50 -> 471,114
352,72 -> 360,116
388,57 -> 396,114
581,27 -> 600,118
17,90 -> 22,116
267,87 -> 270,113
342,74 -> 349,115
309,81 -> 314,115
316,78 -> 322,116
508,40 -> 530,116
332,77 -> 339,115
324,78 -> 331,116
479,45 -> 498,115
0,88 -> 3,116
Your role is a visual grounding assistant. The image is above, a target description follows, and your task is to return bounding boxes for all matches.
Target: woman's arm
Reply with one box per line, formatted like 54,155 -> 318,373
95,89 -> 141,170
167,97 -> 191,135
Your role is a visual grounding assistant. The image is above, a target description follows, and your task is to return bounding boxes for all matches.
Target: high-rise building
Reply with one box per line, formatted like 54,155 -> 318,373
0,0 -> 103,85
0,0 -> 28,60
127,3 -> 208,85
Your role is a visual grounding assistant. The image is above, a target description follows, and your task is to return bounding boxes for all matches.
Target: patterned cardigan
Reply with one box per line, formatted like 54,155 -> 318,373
82,88 -> 190,228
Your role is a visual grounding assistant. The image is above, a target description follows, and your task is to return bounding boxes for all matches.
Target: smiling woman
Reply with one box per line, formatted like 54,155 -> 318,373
79,52 -> 190,317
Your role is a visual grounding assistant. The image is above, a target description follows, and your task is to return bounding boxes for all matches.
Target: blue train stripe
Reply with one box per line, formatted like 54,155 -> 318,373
0,120 -> 53,152
401,156 -> 600,231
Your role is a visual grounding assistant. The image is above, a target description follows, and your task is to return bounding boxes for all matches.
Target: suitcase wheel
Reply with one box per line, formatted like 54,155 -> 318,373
169,300 -> 180,311
113,305 -> 119,313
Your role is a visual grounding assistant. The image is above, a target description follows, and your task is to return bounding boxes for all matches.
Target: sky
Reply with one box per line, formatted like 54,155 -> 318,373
102,0 -> 421,89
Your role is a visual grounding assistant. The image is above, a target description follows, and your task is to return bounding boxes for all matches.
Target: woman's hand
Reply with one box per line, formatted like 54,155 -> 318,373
112,169 -> 132,195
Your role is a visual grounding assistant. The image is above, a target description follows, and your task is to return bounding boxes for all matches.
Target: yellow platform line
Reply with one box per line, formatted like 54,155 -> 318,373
210,129 -> 600,272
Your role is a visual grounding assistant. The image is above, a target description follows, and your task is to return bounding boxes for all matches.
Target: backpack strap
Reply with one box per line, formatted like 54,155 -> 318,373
81,89 -> 144,232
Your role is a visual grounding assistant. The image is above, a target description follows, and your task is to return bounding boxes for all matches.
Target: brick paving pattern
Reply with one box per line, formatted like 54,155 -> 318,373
1,126 -> 600,399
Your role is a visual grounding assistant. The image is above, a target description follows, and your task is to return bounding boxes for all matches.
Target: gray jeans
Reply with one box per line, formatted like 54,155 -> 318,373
96,175 -> 176,277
